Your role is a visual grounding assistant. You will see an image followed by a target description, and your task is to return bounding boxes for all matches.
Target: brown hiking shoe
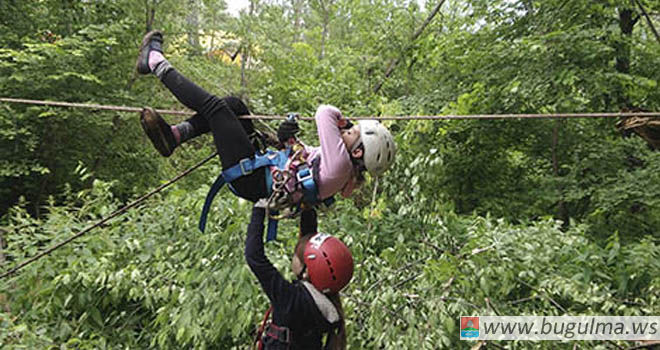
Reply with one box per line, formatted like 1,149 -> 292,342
140,107 -> 177,157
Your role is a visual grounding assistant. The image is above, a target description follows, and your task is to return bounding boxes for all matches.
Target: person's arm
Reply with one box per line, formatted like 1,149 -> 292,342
315,105 -> 354,198
340,176 -> 358,198
245,206 -> 298,305
299,209 -> 318,237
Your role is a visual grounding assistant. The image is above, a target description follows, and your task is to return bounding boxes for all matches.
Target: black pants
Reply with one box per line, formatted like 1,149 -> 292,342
161,68 -> 269,201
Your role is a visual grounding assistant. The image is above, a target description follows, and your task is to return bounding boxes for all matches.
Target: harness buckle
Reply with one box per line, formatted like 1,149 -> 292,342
264,323 -> 291,344
296,166 -> 313,184
239,158 -> 253,175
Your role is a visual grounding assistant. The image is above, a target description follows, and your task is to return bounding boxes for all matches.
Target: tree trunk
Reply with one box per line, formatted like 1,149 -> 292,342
241,1 -> 258,93
552,120 -> 568,224
241,45 -> 248,91
615,7 -> 636,108
0,228 -> 8,313
616,8 -> 634,75
145,0 -> 156,33
292,0 -> 305,41
320,11 -> 329,59
317,0 -> 331,59
0,228 -> 6,267
187,0 -> 201,54
128,0 -> 157,90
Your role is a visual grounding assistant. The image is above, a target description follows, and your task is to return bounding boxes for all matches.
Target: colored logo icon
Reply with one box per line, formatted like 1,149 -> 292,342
461,317 -> 480,338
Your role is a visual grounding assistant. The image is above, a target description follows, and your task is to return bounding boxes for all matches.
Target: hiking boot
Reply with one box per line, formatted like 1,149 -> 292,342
140,107 -> 177,157
136,30 -> 164,74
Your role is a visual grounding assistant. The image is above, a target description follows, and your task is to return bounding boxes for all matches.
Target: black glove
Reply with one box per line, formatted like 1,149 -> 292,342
339,119 -> 354,130
278,113 -> 300,144
299,209 -> 318,237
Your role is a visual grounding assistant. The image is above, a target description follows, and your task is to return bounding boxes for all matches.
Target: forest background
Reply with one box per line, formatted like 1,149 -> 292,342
1,0 -> 659,349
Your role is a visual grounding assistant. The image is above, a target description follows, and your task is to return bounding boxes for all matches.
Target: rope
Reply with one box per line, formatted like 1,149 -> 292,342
0,152 -> 218,280
2,97 -> 660,120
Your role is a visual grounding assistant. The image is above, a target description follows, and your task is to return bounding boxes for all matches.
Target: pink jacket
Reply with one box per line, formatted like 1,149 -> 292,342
306,105 -> 356,199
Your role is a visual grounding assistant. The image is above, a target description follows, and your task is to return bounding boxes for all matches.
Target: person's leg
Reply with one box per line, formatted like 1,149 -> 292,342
223,96 -> 255,135
137,31 -> 268,200
152,62 -> 262,165
139,107 -> 206,157
140,97 -> 263,157
172,113 -> 209,144
196,95 -> 268,201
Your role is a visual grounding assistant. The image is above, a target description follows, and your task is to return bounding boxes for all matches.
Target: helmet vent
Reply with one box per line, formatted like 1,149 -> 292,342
376,153 -> 381,161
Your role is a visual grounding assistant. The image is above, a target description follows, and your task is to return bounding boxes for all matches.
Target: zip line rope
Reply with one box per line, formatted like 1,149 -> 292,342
0,152 -> 218,280
1,96 -> 659,280
3,97 -> 660,120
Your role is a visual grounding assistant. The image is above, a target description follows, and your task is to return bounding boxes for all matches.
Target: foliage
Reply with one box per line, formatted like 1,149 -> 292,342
1,0 -> 659,349
1,180 -> 658,349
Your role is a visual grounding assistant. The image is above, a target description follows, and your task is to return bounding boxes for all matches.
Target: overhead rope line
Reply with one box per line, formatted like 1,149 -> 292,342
0,152 -> 218,280
1,96 -> 659,279
2,97 -> 660,120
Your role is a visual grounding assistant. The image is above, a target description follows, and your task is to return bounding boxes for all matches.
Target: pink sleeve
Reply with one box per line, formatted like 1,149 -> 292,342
315,105 -> 353,199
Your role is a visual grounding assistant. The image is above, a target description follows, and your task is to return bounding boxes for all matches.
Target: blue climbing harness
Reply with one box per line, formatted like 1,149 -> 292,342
198,148 -> 334,240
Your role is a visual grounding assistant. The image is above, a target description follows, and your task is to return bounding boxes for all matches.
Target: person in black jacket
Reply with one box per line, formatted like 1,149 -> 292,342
245,203 -> 354,350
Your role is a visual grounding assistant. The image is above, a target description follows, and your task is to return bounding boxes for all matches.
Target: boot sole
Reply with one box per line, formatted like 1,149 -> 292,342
140,108 -> 175,157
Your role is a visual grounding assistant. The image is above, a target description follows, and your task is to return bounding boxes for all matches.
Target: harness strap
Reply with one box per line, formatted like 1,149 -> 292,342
255,306 -> 273,350
198,174 -> 228,233
199,150 -> 288,233
198,148 -> 335,239
296,165 -> 317,204
266,216 -> 279,242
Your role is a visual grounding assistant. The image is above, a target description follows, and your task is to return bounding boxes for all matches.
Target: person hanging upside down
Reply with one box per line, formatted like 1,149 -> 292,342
135,30 -> 396,231
246,203 -> 353,350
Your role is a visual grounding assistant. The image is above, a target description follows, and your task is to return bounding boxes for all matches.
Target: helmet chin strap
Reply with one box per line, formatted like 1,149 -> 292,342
350,139 -> 363,153
296,264 -> 308,281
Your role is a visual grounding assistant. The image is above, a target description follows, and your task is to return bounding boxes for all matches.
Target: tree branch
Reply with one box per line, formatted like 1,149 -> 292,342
365,257 -> 426,293
635,0 -> 660,45
515,278 -> 567,313
419,239 -> 444,254
393,272 -> 422,289
346,295 -> 409,327
509,295 -> 540,305
607,340 -> 626,350
466,244 -> 495,257
626,340 -> 660,350
485,297 -> 501,316
373,0 -> 447,93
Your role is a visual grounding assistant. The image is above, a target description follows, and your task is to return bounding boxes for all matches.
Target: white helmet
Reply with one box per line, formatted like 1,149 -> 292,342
356,120 -> 396,176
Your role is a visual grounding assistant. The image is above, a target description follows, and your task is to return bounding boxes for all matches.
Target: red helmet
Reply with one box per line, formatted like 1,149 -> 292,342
303,233 -> 354,294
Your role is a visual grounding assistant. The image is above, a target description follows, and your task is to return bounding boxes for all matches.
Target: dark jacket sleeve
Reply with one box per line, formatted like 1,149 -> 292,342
245,207 -> 299,306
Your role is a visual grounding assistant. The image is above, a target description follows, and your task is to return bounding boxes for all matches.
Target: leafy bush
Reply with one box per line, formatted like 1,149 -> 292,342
1,179 -> 657,349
